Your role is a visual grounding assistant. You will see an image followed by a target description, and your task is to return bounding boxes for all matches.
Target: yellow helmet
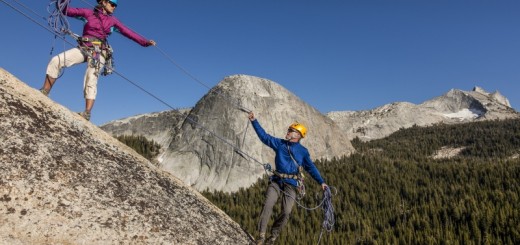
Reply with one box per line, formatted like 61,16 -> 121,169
289,122 -> 307,138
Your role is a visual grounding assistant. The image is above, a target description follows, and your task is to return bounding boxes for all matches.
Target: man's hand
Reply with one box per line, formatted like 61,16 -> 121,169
321,183 -> 328,191
248,112 -> 256,121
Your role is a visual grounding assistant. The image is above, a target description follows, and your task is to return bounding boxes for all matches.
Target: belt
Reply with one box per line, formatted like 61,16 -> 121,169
274,171 -> 300,180
80,37 -> 105,43
79,37 -> 107,48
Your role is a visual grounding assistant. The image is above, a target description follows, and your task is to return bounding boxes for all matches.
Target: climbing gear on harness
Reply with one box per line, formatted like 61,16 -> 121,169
87,40 -> 103,72
289,122 -> 307,138
78,111 -> 91,121
102,45 -> 114,76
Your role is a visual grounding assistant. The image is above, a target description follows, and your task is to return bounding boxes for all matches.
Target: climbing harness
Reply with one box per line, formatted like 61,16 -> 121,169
70,33 -> 115,76
271,168 -> 305,198
81,38 -> 114,76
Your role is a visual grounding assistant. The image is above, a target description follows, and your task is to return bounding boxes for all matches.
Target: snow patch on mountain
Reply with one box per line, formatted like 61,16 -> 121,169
443,109 -> 483,120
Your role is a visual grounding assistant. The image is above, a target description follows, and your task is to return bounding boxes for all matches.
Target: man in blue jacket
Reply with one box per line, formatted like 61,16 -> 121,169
248,112 -> 328,245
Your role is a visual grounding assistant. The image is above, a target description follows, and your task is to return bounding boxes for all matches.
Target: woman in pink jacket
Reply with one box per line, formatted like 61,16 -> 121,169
40,0 -> 156,121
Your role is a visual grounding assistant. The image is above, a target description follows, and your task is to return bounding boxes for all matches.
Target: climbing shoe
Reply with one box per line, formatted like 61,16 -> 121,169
265,235 -> 278,245
40,88 -> 49,97
78,111 -> 91,121
255,238 -> 265,245
255,233 -> 266,245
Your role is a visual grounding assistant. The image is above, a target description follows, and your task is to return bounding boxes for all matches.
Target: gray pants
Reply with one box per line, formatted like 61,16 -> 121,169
257,181 -> 296,237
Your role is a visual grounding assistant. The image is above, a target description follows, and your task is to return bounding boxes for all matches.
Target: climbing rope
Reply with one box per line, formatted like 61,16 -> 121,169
47,0 -> 70,36
317,186 -> 335,244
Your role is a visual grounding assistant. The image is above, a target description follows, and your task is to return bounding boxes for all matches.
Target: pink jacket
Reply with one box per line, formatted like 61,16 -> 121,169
64,6 -> 151,47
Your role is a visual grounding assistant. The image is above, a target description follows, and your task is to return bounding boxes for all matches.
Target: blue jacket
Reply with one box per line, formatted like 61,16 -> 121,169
251,119 -> 325,187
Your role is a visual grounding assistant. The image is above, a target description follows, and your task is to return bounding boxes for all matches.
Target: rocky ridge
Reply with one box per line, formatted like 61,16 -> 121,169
0,68 -> 251,244
328,86 -> 519,141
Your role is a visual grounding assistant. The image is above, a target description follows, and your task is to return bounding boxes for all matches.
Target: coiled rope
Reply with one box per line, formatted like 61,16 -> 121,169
317,186 -> 335,244
47,0 -> 69,36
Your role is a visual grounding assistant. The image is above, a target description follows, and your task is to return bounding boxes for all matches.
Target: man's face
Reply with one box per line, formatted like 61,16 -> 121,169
285,128 -> 301,141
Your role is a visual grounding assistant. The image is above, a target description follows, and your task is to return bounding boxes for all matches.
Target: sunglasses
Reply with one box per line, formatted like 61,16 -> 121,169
287,128 -> 298,133
108,1 -> 117,7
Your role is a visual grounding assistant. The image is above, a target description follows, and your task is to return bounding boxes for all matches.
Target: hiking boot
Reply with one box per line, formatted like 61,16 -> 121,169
255,233 -> 266,245
40,88 -> 49,97
78,111 -> 91,121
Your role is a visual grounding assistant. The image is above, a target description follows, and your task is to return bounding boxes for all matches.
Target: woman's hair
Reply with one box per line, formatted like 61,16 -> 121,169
95,0 -> 105,12
96,0 -> 106,8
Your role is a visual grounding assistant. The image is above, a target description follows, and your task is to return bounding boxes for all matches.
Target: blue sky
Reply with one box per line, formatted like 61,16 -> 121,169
2,0 -> 519,125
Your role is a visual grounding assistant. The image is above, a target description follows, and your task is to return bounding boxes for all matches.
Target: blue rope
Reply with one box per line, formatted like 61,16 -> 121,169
47,0 -> 70,37
317,187 -> 335,244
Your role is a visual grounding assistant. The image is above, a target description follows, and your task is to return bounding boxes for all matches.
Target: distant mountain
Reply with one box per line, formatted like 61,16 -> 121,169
0,68 -> 251,244
102,75 -> 355,192
328,86 -> 519,141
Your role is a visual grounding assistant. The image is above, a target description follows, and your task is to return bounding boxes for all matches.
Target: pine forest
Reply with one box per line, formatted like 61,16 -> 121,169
116,134 -> 161,161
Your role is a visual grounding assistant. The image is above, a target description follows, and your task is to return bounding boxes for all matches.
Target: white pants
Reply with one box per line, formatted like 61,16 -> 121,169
46,47 -> 105,100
